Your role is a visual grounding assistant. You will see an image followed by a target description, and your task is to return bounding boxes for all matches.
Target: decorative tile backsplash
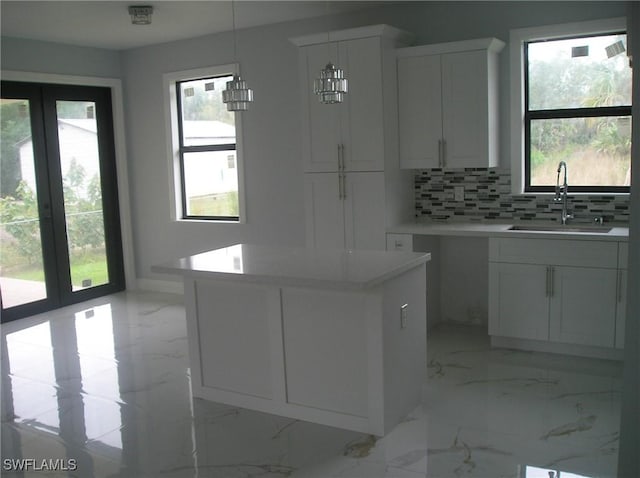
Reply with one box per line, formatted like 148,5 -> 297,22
415,168 -> 630,224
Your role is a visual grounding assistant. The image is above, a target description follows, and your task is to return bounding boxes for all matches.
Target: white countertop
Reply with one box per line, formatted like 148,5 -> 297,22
388,221 -> 629,241
153,243 -> 431,291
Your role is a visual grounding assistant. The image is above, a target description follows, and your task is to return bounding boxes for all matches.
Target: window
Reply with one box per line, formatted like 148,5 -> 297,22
165,66 -> 245,221
510,18 -> 632,194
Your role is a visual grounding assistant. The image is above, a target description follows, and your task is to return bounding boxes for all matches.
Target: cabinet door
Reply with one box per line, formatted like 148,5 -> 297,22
340,37 -> 385,172
441,50 -> 489,168
397,54 -> 442,169
549,266 -> 617,348
301,42 -> 342,172
343,172 -> 386,250
489,263 -> 549,341
281,288 -> 368,417
616,270 -> 626,349
304,173 -> 345,249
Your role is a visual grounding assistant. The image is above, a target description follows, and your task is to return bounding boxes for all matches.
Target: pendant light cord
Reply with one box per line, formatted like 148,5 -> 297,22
325,0 -> 330,63
232,0 -> 238,63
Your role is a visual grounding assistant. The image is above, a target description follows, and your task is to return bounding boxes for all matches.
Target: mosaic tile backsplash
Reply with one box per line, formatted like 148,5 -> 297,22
415,168 -> 630,224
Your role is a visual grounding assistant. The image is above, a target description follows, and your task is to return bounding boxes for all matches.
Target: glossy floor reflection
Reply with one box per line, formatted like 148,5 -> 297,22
1,291 -> 622,477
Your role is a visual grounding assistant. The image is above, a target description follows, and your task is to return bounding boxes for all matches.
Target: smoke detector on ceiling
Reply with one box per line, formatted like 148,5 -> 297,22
128,5 -> 153,25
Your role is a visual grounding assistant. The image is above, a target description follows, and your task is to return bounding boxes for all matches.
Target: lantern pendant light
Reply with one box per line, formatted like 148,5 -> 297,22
313,3 -> 348,104
314,63 -> 348,104
223,0 -> 253,111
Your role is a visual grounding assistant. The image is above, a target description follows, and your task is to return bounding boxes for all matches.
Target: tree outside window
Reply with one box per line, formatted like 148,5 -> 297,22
525,32 -> 631,192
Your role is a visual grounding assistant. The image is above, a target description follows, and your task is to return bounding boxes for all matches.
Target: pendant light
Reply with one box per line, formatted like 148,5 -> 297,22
313,3 -> 348,104
223,0 -> 253,111
314,63 -> 348,104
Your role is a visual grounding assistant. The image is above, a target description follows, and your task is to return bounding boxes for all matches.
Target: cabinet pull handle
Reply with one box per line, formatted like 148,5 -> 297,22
338,174 -> 343,200
337,144 -> 345,171
342,173 -> 347,199
438,139 -> 443,168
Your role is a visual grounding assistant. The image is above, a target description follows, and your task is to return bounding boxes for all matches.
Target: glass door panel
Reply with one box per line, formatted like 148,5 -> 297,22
56,100 -> 109,291
0,98 -> 48,308
1,82 -> 124,323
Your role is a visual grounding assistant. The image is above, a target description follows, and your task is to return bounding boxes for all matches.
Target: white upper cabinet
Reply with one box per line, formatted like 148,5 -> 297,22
397,38 -> 504,169
292,25 -> 412,173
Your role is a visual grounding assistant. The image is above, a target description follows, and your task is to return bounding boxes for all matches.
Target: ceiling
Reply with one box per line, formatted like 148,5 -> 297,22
0,1 -> 372,51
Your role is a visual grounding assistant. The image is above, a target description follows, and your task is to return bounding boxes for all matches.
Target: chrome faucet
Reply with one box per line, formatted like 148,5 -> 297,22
555,161 -> 573,225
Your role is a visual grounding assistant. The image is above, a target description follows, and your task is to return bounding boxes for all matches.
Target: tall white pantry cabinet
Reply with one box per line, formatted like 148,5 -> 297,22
291,25 -> 414,251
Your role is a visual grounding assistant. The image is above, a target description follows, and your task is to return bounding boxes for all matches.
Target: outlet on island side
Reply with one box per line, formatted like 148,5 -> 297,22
400,303 -> 408,329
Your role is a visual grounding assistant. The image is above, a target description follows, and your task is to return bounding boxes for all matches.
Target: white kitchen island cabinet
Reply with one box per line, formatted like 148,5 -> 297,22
153,244 -> 430,436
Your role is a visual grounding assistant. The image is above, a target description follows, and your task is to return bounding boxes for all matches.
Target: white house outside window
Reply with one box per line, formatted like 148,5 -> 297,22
164,65 -> 246,222
510,18 -> 632,194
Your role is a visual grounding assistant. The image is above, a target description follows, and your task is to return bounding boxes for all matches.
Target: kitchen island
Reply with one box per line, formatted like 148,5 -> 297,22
153,243 -> 430,435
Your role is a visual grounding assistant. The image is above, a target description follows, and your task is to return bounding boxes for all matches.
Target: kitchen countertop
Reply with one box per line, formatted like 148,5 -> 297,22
388,220 -> 629,241
152,243 -> 431,291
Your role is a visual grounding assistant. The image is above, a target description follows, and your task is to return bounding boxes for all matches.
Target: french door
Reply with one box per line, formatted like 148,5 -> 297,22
0,81 -> 125,322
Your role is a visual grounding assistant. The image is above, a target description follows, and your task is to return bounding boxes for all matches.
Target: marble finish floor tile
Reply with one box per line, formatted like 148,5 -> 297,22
1,292 -> 623,477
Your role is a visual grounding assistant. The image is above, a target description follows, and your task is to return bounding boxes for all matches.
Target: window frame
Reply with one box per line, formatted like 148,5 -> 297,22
163,64 -> 246,223
510,17 -> 630,195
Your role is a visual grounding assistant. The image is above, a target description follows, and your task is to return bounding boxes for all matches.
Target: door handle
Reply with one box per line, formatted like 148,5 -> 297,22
41,202 -> 52,220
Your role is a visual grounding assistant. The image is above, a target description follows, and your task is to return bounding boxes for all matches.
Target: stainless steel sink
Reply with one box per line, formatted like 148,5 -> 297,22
508,225 -> 612,234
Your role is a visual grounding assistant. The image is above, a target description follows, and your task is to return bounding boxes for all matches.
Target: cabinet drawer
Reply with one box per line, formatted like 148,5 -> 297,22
386,233 -> 414,252
489,238 -> 617,268
618,242 -> 628,269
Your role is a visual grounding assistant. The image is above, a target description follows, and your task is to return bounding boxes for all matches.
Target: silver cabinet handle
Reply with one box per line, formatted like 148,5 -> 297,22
337,144 -> 346,171
338,173 -> 346,200
341,173 -> 347,199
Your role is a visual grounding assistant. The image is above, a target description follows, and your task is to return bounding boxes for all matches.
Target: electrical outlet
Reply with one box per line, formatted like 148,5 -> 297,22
400,304 -> 408,328
454,186 -> 465,202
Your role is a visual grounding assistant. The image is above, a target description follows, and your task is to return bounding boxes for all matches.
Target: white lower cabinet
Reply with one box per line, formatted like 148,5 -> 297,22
489,238 -> 624,352
549,266 -> 618,347
305,172 -> 386,250
489,263 -> 549,341
183,261 -> 427,436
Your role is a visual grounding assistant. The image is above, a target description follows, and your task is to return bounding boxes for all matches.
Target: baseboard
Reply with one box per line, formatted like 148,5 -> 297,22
491,335 -> 624,361
136,278 -> 184,295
